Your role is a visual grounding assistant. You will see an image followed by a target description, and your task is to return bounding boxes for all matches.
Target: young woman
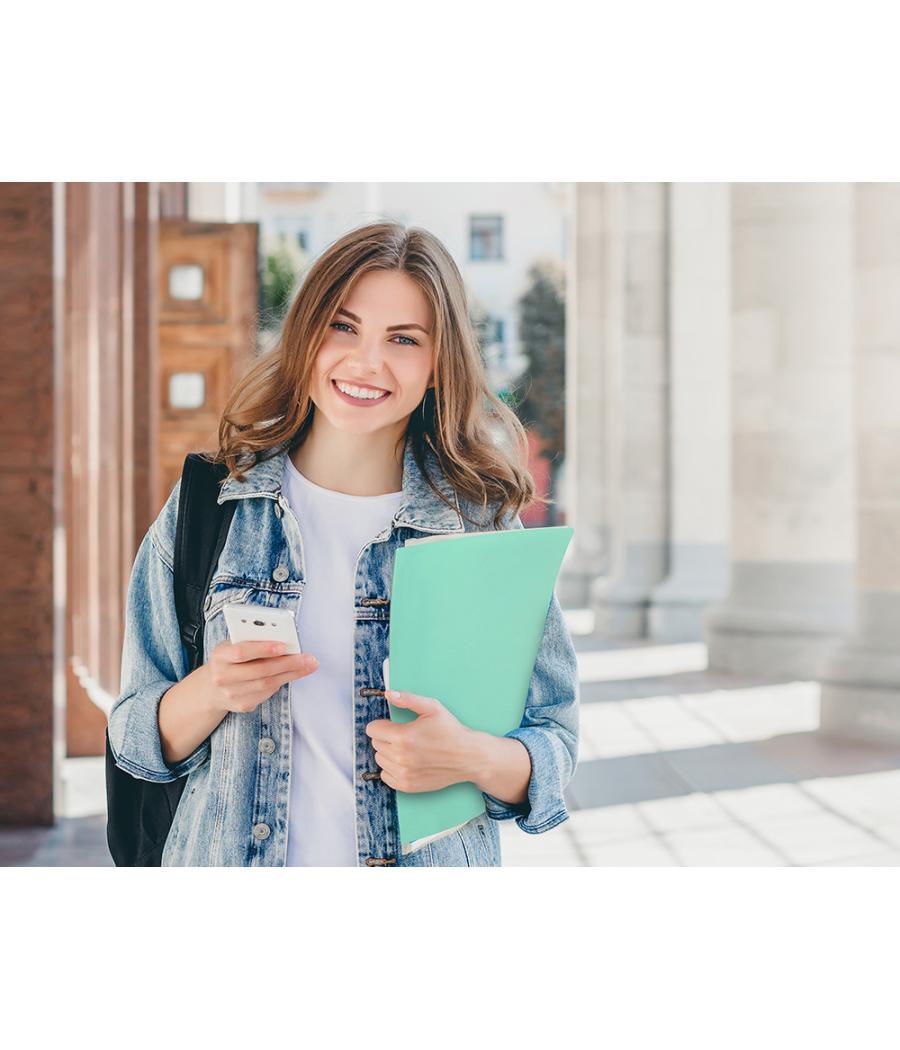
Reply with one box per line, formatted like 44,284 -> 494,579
108,221 -> 579,867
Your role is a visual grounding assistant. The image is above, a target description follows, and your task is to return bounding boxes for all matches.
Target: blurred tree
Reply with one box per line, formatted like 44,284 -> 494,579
514,259 -> 566,524
262,241 -> 298,326
258,232 -> 312,343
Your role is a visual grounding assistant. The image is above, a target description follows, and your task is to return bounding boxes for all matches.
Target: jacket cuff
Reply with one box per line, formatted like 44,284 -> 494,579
109,679 -> 211,783
481,725 -> 570,835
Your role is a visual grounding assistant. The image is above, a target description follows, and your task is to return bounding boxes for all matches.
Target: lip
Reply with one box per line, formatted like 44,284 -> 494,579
332,378 -> 391,393
331,379 -> 392,406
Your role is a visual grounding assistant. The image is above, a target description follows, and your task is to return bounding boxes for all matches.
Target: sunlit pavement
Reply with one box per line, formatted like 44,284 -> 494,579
3,611 -> 900,867
501,614 -> 900,866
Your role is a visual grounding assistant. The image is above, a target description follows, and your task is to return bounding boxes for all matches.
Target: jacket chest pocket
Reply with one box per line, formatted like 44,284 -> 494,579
202,582 -> 255,660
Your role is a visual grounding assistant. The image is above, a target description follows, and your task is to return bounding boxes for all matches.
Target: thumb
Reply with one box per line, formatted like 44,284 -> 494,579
386,690 -> 437,716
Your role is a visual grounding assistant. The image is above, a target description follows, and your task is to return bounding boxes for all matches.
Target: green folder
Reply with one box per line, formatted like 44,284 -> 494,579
386,524 -> 574,853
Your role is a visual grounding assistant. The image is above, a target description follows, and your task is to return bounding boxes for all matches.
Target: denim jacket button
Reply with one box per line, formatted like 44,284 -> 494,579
272,566 -> 290,582
258,737 -> 276,755
252,823 -> 271,840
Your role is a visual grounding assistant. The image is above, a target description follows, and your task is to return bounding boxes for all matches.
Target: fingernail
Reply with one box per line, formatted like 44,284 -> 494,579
272,643 -> 287,654
304,654 -> 318,668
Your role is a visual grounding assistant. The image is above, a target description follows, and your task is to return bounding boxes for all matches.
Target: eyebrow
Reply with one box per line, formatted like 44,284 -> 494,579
337,307 -> 431,334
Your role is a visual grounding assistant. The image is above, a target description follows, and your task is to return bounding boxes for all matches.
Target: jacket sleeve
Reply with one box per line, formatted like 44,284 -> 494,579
107,478 -> 212,783
480,512 -> 580,834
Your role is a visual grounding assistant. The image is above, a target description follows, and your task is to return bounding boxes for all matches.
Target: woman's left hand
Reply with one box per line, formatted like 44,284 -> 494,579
364,691 -> 477,793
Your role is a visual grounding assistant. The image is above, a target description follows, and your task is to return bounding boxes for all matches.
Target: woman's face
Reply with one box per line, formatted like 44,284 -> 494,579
308,269 -> 436,436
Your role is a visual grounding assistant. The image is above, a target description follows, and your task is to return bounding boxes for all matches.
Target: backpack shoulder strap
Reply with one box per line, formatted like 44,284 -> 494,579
173,453 -> 237,672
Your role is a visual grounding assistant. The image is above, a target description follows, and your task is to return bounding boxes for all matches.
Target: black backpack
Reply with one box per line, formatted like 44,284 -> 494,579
104,452 -> 237,866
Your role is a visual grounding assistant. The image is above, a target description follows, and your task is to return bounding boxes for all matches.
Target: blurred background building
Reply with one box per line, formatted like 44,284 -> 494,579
1,181 -> 898,866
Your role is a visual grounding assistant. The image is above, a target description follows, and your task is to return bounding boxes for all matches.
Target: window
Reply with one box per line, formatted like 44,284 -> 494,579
168,264 -> 204,301
485,316 -> 505,345
469,215 -> 504,261
168,372 -> 206,410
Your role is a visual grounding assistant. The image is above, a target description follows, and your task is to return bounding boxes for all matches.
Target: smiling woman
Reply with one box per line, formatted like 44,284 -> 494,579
292,267 -> 441,496
213,221 -> 541,525
108,220 -> 579,868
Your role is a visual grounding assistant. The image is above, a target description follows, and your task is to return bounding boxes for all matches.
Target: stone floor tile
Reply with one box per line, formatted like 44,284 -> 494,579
578,702 -> 658,760
800,770 -> 900,822
757,736 -> 900,780
575,642 -> 708,684
566,804 -> 648,844
622,696 -> 724,751
682,683 -> 819,742
581,837 -> 678,866
663,825 -> 787,866
662,741 -> 795,794
568,753 -> 690,809
636,792 -> 730,833
749,811 -> 887,865
499,824 -> 583,866
711,783 -> 825,822
823,849 -> 900,866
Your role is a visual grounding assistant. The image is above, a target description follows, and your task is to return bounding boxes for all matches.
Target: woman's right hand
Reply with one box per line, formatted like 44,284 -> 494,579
204,640 -> 319,714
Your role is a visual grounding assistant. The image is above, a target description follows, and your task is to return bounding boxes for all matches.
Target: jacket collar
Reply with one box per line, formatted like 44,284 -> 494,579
215,430 -> 465,535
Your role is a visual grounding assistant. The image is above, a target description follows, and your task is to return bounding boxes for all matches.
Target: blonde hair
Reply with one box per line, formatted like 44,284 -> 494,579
209,220 -> 545,528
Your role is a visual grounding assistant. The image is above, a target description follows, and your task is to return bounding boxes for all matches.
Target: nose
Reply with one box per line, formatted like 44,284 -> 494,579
347,333 -> 384,377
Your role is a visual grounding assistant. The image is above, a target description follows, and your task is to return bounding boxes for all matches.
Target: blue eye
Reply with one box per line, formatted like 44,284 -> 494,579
329,321 -> 419,346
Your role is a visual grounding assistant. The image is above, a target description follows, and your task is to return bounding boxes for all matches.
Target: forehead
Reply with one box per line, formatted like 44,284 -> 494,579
343,269 -> 433,325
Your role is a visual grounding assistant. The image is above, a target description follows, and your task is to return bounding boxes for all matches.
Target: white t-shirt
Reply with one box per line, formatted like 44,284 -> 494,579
282,454 -> 404,866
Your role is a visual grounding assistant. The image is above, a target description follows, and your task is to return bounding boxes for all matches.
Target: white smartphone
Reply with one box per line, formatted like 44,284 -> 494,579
222,602 -> 302,654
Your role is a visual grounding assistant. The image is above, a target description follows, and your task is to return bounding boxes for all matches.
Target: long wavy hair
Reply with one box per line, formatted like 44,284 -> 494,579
207,220 -> 546,528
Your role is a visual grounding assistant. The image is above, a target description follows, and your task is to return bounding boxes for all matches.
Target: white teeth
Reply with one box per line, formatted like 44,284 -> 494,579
335,381 -> 388,400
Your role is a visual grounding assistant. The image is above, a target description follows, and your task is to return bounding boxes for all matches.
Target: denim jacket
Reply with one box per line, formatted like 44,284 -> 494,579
107,432 -> 580,866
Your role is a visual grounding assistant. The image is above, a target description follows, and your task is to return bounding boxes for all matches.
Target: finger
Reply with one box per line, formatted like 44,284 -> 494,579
225,640 -> 291,663
218,652 -> 317,684
378,767 -> 399,789
224,664 -> 306,706
365,718 -> 402,743
372,749 -> 392,769
385,690 -> 439,716
370,738 -> 397,757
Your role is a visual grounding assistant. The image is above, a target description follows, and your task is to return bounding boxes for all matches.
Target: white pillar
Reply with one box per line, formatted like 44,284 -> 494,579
558,182 -> 622,607
820,183 -> 900,743
705,184 -> 856,676
649,183 -> 731,640
591,183 -> 670,637
187,183 -> 229,222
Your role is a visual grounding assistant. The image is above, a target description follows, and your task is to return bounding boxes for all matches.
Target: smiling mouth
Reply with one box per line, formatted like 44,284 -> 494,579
331,379 -> 392,405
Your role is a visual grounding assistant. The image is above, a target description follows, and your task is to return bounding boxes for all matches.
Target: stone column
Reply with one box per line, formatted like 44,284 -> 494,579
558,183 -> 622,607
705,184 -> 856,676
591,183 -> 670,637
0,183 -> 56,825
819,184 -> 900,744
649,183 -> 731,640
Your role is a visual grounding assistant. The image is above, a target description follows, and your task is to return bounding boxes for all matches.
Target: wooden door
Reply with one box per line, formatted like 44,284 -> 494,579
156,221 -> 258,508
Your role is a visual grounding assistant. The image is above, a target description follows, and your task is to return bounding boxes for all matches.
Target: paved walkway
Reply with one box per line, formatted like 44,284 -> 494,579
3,620 -> 899,867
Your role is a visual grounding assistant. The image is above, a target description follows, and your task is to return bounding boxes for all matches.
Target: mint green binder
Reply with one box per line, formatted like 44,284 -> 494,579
386,525 -> 574,851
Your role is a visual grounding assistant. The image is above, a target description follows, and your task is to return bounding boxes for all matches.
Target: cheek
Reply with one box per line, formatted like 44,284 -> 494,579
396,355 -> 433,390
311,346 -> 339,381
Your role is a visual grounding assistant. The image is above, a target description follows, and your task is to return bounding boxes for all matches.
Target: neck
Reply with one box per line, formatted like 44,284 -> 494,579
291,413 -> 406,496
